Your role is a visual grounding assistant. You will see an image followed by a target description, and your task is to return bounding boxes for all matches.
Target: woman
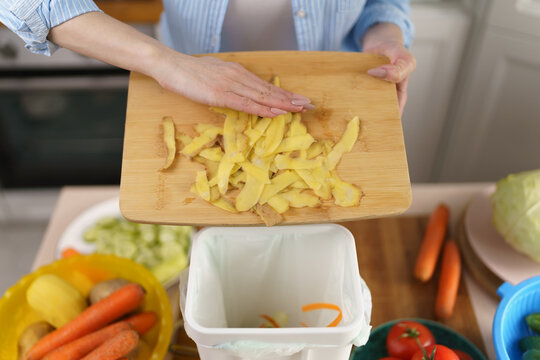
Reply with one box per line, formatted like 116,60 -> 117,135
0,0 -> 415,115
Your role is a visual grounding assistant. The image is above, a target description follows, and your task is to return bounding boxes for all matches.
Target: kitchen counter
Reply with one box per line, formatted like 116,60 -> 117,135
32,183 -> 498,359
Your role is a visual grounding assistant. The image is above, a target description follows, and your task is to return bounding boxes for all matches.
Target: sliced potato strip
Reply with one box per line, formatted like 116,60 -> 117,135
329,172 -> 362,207
199,147 -> 224,162
160,116 -> 176,170
326,117 -> 359,170
274,154 -> 322,170
195,170 -> 211,201
267,195 -> 290,214
167,79 -> 363,225
280,189 -> 321,208
181,127 -> 221,157
259,170 -> 300,204
236,173 -> 266,211
274,134 -> 314,154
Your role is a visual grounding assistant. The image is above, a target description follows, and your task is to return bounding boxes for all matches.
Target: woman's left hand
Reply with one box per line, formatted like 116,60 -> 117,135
362,23 -> 416,115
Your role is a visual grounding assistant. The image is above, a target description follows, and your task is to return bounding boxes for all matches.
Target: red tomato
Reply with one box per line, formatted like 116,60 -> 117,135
386,321 -> 436,360
452,349 -> 473,360
379,358 -> 402,360
411,345 -> 460,360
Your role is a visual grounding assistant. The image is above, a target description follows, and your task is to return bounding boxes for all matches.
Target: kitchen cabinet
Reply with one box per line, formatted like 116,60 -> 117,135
403,2 -> 471,182
436,0 -> 540,181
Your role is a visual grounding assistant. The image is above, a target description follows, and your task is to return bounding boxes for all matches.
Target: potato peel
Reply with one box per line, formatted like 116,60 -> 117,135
164,82 -> 362,225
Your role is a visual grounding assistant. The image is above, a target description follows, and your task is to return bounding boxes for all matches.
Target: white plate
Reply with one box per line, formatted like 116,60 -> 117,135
57,197 -> 121,258
465,185 -> 540,285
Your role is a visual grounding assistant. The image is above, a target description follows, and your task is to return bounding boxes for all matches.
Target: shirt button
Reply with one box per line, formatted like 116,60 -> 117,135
296,10 -> 306,18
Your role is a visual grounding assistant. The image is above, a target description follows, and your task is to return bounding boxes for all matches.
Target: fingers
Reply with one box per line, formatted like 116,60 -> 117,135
229,81 -> 305,113
221,61 -> 312,113
397,77 -> 408,116
367,57 -> 415,84
220,92 -> 285,118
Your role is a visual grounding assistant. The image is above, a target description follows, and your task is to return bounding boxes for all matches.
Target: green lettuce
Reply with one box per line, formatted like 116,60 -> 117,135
491,169 -> 540,262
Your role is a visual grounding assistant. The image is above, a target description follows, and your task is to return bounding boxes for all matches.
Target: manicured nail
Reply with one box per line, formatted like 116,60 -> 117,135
367,68 -> 387,78
270,108 -> 288,115
291,98 -> 311,106
292,94 -> 311,102
302,103 -> 315,110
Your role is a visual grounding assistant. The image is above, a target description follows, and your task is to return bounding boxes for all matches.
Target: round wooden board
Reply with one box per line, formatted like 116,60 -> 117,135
456,211 -> 503,299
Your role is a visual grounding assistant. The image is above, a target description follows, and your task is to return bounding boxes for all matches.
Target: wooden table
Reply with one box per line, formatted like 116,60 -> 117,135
32,183 -> 498,359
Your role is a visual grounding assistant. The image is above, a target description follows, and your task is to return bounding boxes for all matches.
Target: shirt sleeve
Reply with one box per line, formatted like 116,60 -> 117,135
0,0 -> 102,56
353,0 -> 414,50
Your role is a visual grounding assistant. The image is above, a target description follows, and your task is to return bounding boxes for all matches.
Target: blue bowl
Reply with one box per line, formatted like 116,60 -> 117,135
493,275 -> 540,359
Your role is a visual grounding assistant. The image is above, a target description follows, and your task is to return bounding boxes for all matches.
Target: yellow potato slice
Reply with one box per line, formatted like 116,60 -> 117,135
181,127 -> 222,157
230,171 -> 247,187
195,170 -> 211,201
160,116 -> 176,170
267,195 -> 290,214
194,156 -> 220,179
329,172 -> 362,207
175,133 -> 193,148
261,115 -> 286,156
291,179 -> 309,189
215,158 -> 236,194
241,162 -> 271,184
306,141 -> 324,159
259,170 -> 300,204
279,189 -> 321,208
274,134 -> 314,154
212,197 -> 238,213
199,147 -> 224,162
195,123 -> 223,135
326,116 -> 359,170
274,154 -> 322,170
273,76 -> 280,87
236,173 -> 266,211
287,113 -> 307,137
295,169 -> 322,191
311,166 -> 332,200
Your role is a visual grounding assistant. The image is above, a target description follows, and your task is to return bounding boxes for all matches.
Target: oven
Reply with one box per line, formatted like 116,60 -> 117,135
0,25 -> 154,188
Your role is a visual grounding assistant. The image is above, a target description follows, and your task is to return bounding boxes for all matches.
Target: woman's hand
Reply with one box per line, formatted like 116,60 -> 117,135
362,23 -> 416,115
152,51 -> 313,118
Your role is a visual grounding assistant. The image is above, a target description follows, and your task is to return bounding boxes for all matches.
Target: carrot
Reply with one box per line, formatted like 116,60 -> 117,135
302,302 -> 343,327
25,283 -> 145,360
124,311 -> 157,335
414,204 -> 450,282
61,248 -> 80,259
435,240 -> 461,319
42,322 -> 131,360
259,314 -> 280,328
81,330 -> 139,360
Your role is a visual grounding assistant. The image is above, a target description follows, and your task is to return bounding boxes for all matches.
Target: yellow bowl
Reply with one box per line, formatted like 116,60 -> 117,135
0,254 -> 173,360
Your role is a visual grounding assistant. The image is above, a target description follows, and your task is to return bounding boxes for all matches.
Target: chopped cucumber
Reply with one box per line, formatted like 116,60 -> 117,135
82,216 -> 193,284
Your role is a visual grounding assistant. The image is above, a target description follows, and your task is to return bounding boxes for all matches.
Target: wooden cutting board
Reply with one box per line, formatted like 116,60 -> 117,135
120,51 -> 411,226
168,216 -> 486,359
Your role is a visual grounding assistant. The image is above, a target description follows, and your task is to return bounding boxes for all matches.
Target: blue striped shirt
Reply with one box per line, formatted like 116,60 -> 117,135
0,0 -> 413,56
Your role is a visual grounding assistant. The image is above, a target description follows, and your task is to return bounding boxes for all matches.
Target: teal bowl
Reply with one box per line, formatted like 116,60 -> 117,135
351,318 -> 486,360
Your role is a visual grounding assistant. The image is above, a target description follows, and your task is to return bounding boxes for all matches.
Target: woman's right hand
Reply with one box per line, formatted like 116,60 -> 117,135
151,51 -> 313,117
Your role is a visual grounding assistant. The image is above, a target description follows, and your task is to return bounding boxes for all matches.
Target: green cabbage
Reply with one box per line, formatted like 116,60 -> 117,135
491,169 -> 540,262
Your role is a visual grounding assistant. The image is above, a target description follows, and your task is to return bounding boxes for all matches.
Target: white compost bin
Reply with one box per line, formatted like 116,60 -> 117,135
181,224 -> 372,360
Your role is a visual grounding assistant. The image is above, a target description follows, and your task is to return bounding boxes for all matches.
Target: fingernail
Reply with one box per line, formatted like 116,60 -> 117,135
291,98 -> 311,106
270,108 -> 288,115
292,94 -> 311,102
367,68 -> 387,78
302,103 -> 315,110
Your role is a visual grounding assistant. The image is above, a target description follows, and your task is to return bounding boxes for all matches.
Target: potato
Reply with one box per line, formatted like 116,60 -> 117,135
88,278 -> 131,305
167,77 -> 362,225
18,322 -> 54,360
